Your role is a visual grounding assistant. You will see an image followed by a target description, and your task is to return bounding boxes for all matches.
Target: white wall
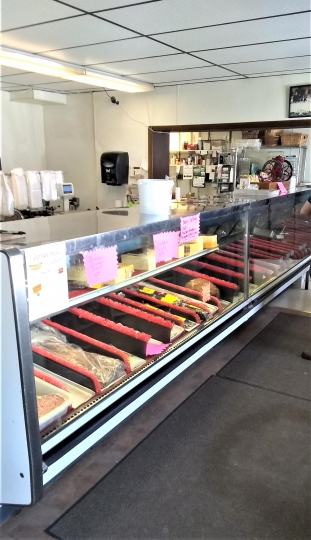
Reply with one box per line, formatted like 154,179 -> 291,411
0,91 -> 46,172
2,72 -> 310,213
93,73 -> 311,202
43,93 -> 97,211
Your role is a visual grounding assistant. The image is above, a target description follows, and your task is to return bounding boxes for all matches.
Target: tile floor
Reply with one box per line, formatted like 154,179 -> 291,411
1,283 -> 310,540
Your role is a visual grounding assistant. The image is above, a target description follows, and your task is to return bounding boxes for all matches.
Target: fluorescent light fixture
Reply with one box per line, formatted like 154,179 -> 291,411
0,47 -> 85,77
72,69 -> 153,93
0,47 -> 154,93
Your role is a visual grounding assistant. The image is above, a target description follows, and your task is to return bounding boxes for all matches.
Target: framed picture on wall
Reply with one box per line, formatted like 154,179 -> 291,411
288,84 -> 311,117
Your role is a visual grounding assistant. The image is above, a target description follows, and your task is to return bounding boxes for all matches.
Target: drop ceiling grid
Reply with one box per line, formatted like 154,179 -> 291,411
94,54 -> 211,76
90,0 -> 311,35
0,0 -> 309,89
40,37 -> 179,65
195,38 -> 311,66
151,13 -> 311,53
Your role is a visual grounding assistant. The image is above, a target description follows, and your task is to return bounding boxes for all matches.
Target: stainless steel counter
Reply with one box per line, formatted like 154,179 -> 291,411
0,187 -> 310,250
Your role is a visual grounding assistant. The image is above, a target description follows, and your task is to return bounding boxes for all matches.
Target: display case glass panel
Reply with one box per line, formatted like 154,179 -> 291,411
247,193 -> 311,297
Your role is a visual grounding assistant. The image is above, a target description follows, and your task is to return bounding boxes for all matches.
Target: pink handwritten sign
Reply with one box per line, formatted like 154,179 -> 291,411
277,182 -> 287,195
146,342 -> 169,356
153,231 -> 180,264
82,246 -> 118,287
180,214 -> 200,243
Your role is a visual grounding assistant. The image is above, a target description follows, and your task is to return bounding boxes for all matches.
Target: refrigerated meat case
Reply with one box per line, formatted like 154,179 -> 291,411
1,189 -> 310,506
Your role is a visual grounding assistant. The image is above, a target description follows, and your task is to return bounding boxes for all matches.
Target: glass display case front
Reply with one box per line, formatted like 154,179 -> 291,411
1,188 -> 310,506
30,205 -> 249,444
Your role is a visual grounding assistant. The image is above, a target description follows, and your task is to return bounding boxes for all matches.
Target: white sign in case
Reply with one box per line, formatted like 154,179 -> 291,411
25,242 -> 69,322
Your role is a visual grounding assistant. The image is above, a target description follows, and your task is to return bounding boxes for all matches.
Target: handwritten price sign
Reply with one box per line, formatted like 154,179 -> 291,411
277,182 -> 288,195
82,245 -> 118,287
180,214 -> 200,243
153,231 -> 180,264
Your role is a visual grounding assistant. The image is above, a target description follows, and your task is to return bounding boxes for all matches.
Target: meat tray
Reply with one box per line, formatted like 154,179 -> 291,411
35,376 -> 72,432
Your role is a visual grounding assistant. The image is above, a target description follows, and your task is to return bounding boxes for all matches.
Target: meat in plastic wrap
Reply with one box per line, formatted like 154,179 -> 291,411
31,322 -> 126,389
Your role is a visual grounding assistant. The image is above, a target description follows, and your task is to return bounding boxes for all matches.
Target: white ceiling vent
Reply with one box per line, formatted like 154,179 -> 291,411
9,89 -> 67,105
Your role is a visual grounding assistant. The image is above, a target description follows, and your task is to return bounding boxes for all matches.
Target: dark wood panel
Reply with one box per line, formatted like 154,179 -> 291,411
148,130 -> 169,179
149,119 -> 311,133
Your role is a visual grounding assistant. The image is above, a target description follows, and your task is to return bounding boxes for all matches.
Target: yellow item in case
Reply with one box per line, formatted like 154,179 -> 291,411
183,236 -> 204,255
105,263 -> 134,285
202,235 -> 218,248
161,293 -> 178,304
177,244 -> 185,258
140,287 -> 155,295
68,264 -> 103,288
121,250 -> 156,271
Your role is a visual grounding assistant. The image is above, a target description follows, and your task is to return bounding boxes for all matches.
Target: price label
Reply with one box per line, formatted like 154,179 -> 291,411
277,182 -> 287,195
82,245 -> 118,287
153,231 -> 180,264
180,214 -> 200,243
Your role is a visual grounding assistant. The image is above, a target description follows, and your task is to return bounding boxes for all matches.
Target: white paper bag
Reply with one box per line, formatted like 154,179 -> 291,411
11,168 -> 28,209
40,171 -> 58,202
26,171 -> 43,209
0,172 -> 15,217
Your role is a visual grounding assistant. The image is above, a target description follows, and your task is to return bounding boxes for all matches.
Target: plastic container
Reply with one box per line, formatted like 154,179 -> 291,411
137,179 -> 174,214
35,376 -> 72,432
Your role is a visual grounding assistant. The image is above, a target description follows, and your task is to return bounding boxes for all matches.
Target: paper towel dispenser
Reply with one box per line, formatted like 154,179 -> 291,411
100,151 -> 129,186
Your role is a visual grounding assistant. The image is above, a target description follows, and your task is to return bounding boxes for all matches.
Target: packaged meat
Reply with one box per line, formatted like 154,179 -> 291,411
185,278 -> 220,299
184,278 -> 210,302
37,394 -> 65,418
31,322 -> 126,389
35,376 -> 72,432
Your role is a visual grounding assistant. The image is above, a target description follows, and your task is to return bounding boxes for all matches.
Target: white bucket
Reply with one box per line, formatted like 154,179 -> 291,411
137,179 -> 174,214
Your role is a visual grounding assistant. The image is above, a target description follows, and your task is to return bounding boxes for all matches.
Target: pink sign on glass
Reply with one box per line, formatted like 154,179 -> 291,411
146,342 -> 169,356
180,214 -> 200,243
153,231 -> 180,264
82,245 -> 118,287
277,182 -> 288,195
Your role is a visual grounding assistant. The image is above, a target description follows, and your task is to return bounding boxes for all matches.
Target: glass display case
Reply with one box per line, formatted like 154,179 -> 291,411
1,189 -> 310,506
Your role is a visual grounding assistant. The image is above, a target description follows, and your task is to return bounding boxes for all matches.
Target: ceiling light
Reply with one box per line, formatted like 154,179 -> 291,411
73,69 -> 153,93
0,47 -> 154,93
0,47 -> 85,78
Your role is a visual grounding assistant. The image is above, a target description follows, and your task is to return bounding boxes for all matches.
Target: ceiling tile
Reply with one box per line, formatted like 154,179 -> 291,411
63,0 -> 159,11
1,15 -> 136,53
231,56 -> 311,75
100,0 -> 311,35
155,76 -> 244,87
247,69 -> 311,78
0,0 -> 80,32
42,37 -> 175,65
0,73 -> 65,85
1,88 -> 33,93
196,38 -> 311,65
95,54 -> 210,75
0,66 -> 28,77
0,81 -> 21,88
154,13 -> 311,52
29,80 -> 103,91
131,65 -> 232,83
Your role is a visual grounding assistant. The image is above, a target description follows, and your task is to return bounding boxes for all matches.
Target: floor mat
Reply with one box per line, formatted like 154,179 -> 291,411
219,312 -> 311,400
47,377 -> 311,540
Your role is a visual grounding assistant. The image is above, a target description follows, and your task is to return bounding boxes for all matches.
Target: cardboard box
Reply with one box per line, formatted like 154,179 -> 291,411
258,181 -> 289,190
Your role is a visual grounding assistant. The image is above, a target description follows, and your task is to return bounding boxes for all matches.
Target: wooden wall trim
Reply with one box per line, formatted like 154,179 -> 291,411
149,119 -> 311,133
